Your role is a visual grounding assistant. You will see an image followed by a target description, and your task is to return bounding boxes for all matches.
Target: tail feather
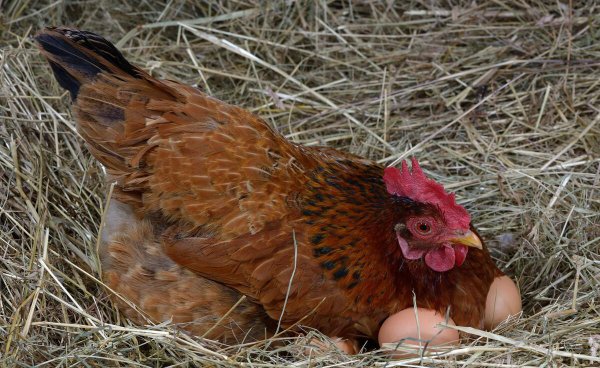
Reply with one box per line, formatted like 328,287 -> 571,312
34,27 -> 167,190
34,27 -> 195,208
35,27 -> 142,99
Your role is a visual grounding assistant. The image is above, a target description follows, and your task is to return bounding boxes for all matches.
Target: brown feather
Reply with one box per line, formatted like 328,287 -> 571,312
100,199 -> 272,342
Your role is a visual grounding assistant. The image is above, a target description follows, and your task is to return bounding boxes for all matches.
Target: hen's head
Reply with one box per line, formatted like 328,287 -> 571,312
384,158 -> 482,272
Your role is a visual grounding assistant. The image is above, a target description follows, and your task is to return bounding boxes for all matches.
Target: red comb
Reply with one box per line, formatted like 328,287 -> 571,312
383,158 -> 471,229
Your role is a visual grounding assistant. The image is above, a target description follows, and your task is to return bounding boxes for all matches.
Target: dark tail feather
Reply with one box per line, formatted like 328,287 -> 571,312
33,27 -> 181,177
34,27 -> 142,100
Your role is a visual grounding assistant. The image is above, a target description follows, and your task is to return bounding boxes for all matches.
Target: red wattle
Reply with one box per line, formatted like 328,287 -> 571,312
397,235 -> 468,272
424,244 -> 455,272
453,244 -> 468,266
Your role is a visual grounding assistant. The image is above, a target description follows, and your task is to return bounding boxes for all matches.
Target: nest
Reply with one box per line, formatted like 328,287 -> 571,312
1,1 -> 599,366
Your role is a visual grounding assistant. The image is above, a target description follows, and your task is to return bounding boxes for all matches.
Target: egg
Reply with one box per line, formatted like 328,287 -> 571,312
332,338 -> 358,354
484,275 -> 522,329
305,336 -> 358,355
378,308 -> 459,357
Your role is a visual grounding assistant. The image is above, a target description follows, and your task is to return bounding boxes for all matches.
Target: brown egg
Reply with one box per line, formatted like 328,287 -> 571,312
305,337 -> 358,355
332,338 -> 358,354
484,275 -> 522,329
378,308 -> 459,357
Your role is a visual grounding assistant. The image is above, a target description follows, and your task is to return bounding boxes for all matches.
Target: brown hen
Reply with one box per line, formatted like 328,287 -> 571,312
35,27 -> 502,342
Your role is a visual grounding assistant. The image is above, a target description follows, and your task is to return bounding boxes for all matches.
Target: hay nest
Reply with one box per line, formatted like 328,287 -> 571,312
1,1 -> 598,366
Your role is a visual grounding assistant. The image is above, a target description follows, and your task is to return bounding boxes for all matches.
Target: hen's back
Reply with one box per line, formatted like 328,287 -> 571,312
35,27 -> 310,239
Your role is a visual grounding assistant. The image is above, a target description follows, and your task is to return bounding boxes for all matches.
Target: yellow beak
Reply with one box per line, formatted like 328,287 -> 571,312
449,230 -> 483,249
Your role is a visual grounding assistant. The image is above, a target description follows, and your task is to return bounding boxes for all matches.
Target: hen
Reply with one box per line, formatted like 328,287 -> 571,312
35,27 -> 502,342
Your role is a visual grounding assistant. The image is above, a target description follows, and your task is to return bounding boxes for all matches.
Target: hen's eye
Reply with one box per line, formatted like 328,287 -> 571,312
407,217 -> 436,237
415,222 -> 431,235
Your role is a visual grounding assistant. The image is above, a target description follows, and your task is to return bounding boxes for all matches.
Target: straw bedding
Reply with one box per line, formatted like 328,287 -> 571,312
1,1 -> 599,366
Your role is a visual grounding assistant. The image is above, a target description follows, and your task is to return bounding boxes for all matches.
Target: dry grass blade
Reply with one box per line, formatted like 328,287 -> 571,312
1,0 -> 599,367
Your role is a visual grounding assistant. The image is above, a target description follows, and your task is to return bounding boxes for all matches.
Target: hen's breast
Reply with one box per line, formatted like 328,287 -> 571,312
403,238 -> 502,329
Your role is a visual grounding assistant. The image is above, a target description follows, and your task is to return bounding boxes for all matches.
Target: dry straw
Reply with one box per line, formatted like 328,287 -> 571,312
1,1 -> 599,366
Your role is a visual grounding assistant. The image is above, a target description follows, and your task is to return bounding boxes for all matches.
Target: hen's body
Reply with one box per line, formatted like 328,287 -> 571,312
36,27 -> 501,341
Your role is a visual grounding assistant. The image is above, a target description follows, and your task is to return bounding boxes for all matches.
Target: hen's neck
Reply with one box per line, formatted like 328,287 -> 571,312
301,159 -> 404,308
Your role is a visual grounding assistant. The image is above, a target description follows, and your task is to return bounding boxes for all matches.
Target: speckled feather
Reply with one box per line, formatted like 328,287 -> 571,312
36,27 -> 502,341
